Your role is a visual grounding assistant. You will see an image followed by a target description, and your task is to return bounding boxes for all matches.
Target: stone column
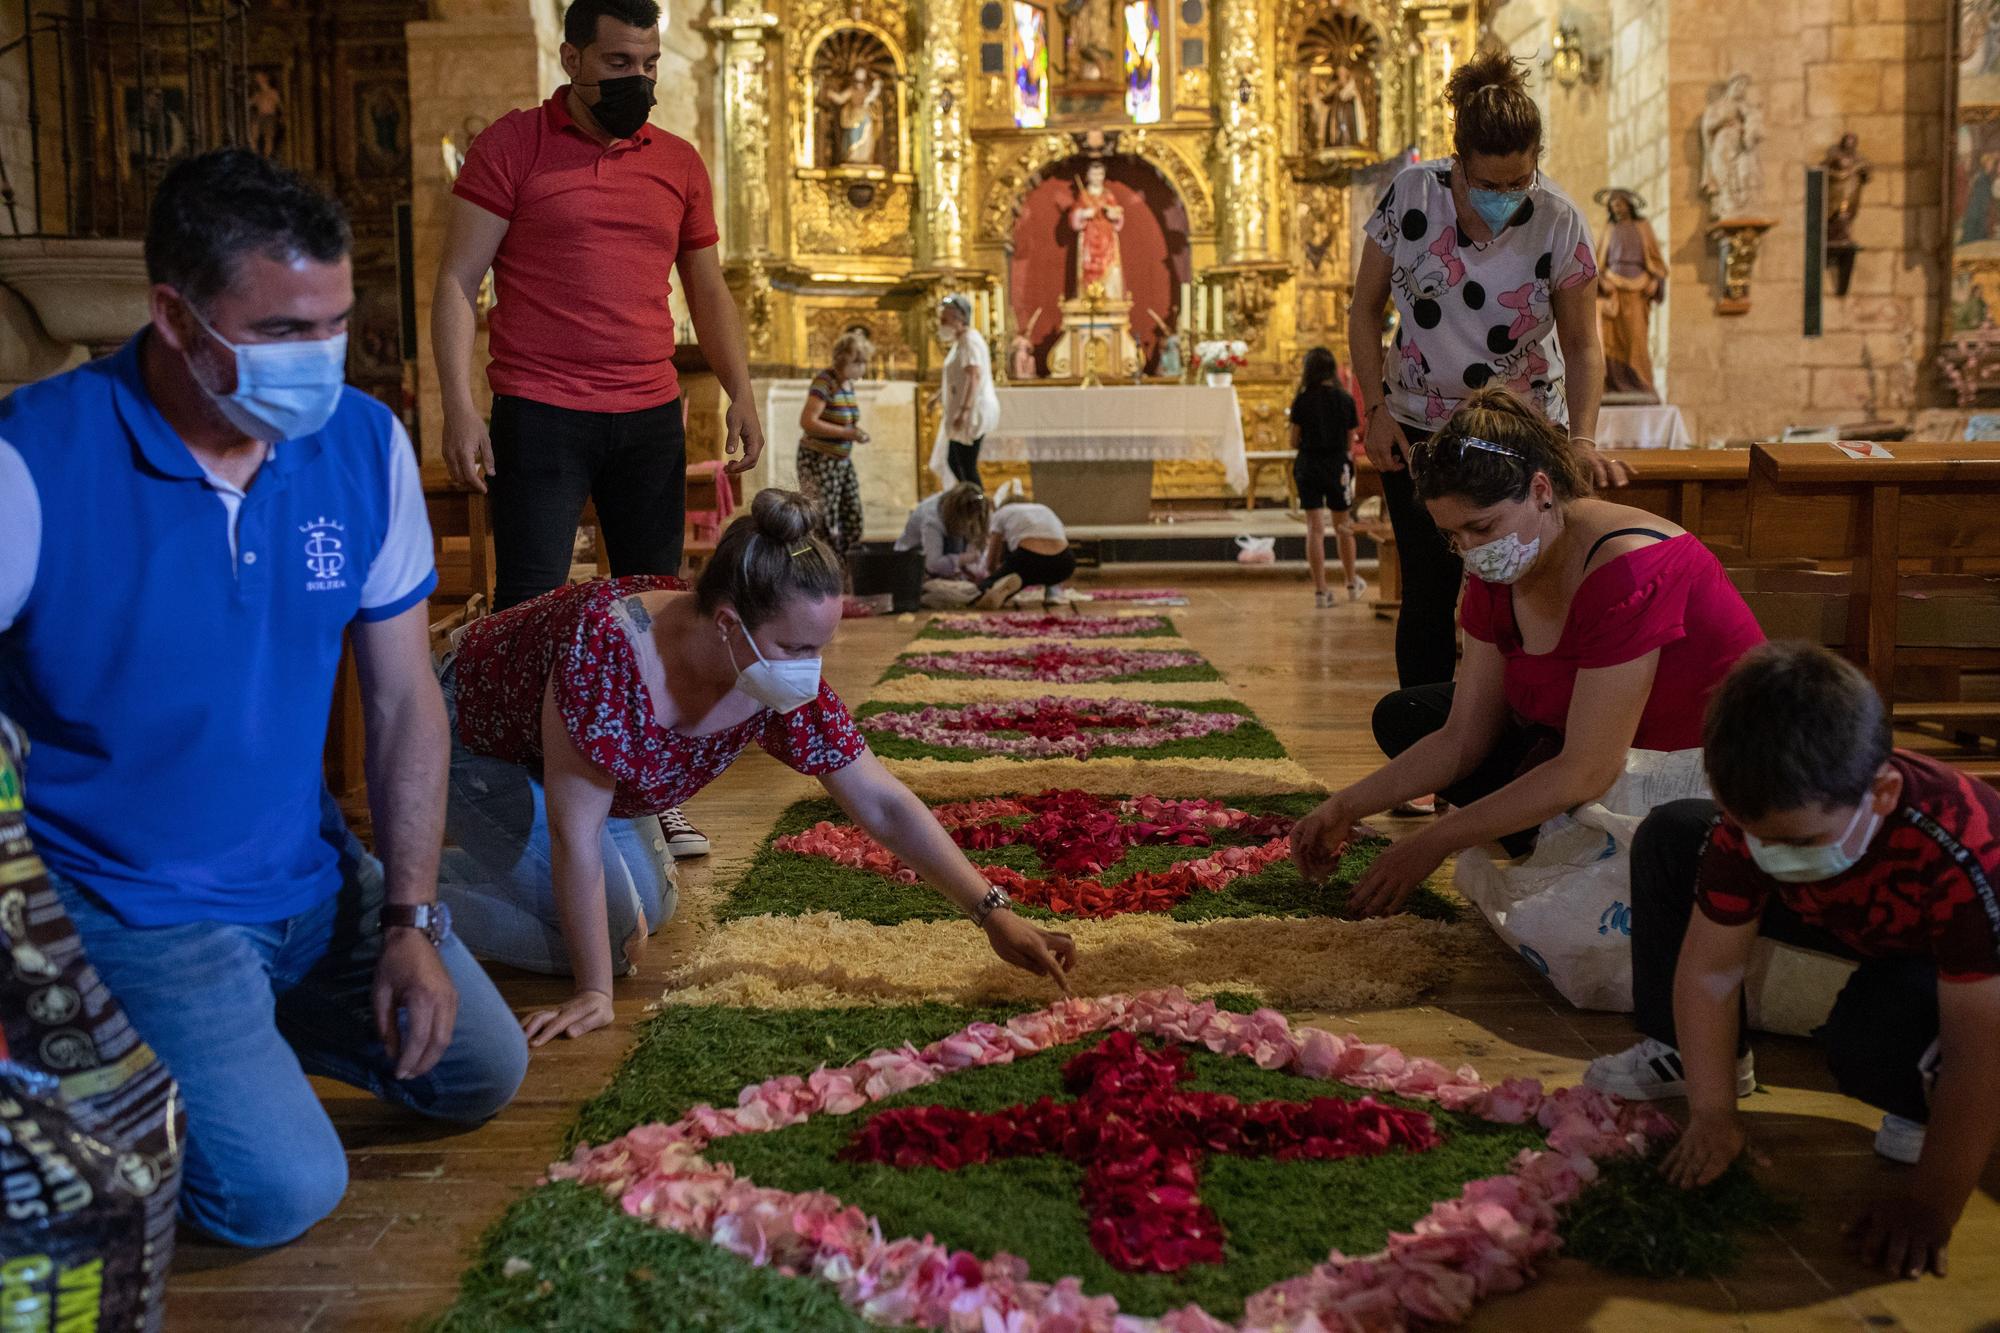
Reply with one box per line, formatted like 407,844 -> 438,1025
709,2 -> 779,263
405,1 -> 562,460
916,0 -> 971,270
1214,0 -> 1275,264
1414,4 -> 1475,160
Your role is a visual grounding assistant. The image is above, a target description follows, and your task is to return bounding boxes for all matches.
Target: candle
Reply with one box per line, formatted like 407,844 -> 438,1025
1179,281 -> 1192,330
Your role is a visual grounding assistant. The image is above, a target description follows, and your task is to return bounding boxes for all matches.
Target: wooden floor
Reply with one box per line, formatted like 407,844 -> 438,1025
162,566 -> 2000,1332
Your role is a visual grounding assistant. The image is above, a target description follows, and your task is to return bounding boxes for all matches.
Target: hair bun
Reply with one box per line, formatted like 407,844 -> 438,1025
1446,50 -> 1529,112
750,487 -> 818,547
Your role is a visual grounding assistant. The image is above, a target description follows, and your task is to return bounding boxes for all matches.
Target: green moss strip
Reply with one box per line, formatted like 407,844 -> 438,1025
1558,1149 -> 1799,1279
855,698 -> 1288,763
716,793 -> 1457,924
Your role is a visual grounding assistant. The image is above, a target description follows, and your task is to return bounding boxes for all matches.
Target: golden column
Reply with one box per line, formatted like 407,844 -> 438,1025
1413,3 -> 1475,159
915,0 -> 971,272
1214,0 -> 1276,265
707,1 -> 781,356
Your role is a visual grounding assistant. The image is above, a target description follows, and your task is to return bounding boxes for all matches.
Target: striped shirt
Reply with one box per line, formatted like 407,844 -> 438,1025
801,369 -> 860,459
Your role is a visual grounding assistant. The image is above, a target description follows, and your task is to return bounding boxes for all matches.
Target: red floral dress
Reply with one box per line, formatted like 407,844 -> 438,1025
450,576 -> 866,819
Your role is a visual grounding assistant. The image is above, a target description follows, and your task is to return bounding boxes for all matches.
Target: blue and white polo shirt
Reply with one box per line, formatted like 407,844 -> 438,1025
0,332 -> 437,926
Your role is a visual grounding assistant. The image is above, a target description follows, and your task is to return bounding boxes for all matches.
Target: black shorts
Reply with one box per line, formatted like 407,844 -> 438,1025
1293,453 -> 1354,512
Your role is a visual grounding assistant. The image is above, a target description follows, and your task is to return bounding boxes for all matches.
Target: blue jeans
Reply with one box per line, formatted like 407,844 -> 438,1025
438,660 -> 677,976
51,814 -> 529,1248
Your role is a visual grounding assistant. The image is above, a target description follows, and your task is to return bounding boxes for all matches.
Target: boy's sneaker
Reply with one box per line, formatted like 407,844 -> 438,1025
1314,589 -> 1335,609
1874,1114 -> 1926,1165
659,807 -> 711,859
1583,1037 -> 1756,1101
1346,575 -> 1368,602
975,573 -> 1023,609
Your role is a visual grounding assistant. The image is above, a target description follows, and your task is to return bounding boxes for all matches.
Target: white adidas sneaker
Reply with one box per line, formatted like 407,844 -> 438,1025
1583,1037 -> 1756,1101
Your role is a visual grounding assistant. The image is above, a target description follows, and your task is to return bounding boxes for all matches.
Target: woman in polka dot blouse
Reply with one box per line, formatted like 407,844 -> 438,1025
1348,50 -> 1628,708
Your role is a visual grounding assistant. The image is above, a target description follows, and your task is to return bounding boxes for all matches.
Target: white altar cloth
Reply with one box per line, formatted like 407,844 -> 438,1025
982,385 -> 1249,492
1597,403 -> 1692,450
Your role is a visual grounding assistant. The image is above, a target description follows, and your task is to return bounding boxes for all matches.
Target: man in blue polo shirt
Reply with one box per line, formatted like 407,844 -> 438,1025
0,150 -> 528,1248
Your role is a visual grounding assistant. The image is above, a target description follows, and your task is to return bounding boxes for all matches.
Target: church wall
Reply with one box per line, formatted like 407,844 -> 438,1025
1653,0 -> 1948,441
1489,0 -> 1613,212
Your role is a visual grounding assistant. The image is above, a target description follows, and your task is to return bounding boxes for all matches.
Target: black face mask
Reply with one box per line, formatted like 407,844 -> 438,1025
579,74 -> 655,139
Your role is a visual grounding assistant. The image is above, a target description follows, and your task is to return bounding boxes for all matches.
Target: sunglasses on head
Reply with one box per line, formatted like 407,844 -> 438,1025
1410,433 -> 1527,476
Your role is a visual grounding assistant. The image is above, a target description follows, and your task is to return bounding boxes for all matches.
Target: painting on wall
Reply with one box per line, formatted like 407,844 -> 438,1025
1961,0 -> 2000,106
1952,2 -> 2000,336
352,80 -> 409,179
119,82 -> 191,178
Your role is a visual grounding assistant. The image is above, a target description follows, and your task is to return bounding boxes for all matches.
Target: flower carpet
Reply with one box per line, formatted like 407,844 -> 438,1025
439,602 -> 1784,1330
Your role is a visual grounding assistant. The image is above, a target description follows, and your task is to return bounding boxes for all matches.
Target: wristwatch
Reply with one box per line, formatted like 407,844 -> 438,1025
382,902 -> 452,948
971,885 -> 1012,927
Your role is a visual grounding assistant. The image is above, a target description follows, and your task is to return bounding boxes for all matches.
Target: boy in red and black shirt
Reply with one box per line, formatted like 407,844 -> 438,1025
1586,642 -> 2000,1281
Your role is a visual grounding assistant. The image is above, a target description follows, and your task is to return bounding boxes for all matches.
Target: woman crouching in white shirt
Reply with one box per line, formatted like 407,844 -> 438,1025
975,489 -> 1075,608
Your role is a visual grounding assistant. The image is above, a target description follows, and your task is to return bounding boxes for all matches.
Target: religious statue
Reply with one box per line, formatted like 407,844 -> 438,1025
1309,65 -> 1368,152
1060,0 -> 1119,84
1823,132 -> 1871,295
1009,309 -> 1042,380
247,69 -> 285,159
825,66 -> 885,167
1069,159 -> 1126,299
1594,188 -> 1667,402
1699,74 -> 1765,220
1149,312 -> 1185,378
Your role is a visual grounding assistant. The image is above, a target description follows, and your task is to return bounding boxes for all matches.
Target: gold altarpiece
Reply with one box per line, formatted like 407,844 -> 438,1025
703,0 -> 1481,500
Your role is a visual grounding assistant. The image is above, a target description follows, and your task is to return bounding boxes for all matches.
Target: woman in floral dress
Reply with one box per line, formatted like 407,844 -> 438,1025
441,490 -> 1076,1043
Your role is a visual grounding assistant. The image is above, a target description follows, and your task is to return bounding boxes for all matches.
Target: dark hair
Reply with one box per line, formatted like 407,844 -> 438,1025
1448,51 -> 1541,161
695,489 -> 843,627
1298,346 -> 1339,396
1702,642 -> 1892,821
937,482 -> 990,544
563,0 -> 661,47
144,149 -> 350,306
1412,387 -> 1590,507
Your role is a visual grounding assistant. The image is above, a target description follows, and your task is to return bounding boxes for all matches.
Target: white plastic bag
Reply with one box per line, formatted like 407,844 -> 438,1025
1235,534 -> 1276,564
1452,747 -> 1852,1031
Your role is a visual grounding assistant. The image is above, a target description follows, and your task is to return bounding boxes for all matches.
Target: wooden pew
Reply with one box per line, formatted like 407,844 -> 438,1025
421,466 -> 495,604
1744,442 -> 2000,697
324,595 -> 490,813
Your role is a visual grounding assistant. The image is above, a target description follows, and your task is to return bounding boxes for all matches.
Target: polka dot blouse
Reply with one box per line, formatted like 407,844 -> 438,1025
449,576 -> 866,819
1364,159 -> 1597,431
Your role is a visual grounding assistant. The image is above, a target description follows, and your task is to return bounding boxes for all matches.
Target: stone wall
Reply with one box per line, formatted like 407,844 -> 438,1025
1653,0 -> 1949,441
1491,0 -> 1613,211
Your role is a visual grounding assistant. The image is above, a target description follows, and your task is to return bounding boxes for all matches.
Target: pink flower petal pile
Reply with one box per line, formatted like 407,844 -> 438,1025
929,613 -> 1173,639
864,697 -> 1249,760
550,988 -> 1677,1332
895,646 -> 1210,684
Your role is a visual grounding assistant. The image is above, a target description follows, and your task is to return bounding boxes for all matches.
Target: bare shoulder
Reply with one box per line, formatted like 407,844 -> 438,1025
1575,498 -> 1687,571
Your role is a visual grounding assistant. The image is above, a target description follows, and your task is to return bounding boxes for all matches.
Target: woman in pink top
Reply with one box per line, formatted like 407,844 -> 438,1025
1292,387 -> 1765,916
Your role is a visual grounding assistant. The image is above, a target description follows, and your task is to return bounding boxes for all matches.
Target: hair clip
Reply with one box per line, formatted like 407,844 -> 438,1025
790,544 -> 813,558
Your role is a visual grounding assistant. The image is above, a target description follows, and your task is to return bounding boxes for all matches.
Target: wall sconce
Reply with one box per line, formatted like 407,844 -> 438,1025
1543,23 -> 1604,90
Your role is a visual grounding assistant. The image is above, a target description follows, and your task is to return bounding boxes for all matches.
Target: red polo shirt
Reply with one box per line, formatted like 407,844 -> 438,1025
452,89 -> 719,413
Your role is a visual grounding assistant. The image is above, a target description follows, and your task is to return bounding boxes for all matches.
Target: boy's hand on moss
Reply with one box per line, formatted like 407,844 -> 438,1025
1662,1110 -> 1746,1189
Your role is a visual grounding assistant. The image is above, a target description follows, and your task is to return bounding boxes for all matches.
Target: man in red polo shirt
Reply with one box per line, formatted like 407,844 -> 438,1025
434,0 -> 762,858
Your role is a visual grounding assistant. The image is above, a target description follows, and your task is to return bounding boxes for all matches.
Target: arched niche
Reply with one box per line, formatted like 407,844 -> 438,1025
799,23 -> 910,176
1008,153 -> 1192,375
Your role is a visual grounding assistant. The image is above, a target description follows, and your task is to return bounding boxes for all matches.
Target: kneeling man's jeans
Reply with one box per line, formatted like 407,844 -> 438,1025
51,815 -> 529,1248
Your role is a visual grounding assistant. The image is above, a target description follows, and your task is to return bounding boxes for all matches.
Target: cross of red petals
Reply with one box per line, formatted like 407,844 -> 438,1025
841,1031 -> 1442,1273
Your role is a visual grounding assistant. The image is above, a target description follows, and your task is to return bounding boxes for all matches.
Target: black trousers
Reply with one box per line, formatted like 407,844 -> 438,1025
488,394 -> 687,610
981,546 -> 1076,591
1381,443 -> 1465,689
1630,799 -> 1939,1122
1370,682 -> 1558,857
947,438 -> 984,489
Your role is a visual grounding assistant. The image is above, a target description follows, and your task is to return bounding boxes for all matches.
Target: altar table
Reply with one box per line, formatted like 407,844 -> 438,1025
985,385 -> 1249,523
1596,403 -> 1692,450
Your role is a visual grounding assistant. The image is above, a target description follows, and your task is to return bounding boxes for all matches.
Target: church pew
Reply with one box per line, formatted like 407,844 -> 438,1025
1745,442 -> 2000,698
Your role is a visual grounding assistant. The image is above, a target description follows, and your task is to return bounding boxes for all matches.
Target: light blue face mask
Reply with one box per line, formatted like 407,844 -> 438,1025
1744,800 -> 1881,884
189,305 -> 349,443
1468,186 -> 1529,232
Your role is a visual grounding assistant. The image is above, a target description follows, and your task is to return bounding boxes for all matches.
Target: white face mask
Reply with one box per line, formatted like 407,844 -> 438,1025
188,305 -> 348,443
1461,531 -> 1541,585
1744,801 -> 1881,884
720,617 -> 821,714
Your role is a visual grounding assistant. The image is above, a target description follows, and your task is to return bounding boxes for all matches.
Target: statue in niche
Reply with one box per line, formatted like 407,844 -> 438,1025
1823,132 -> 1871,296
1069,158 -> 1127,299
1593,188 -> 1667,402
826,67 -> 884,166
1309,64 -> 1369,151
812,29 -> 898,170
247,68 -> 285,159
1060,0 -> 1120,84
1699,74 -> 1765,219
